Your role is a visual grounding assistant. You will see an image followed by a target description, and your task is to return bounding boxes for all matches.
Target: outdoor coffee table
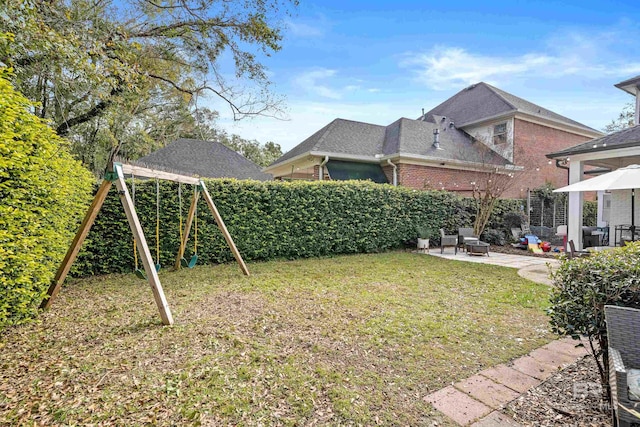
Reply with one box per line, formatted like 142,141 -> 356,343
466,241 -> 490,256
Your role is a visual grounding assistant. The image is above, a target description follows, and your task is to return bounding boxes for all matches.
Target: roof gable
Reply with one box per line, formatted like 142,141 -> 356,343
138,138 -> 272,181
422,83 -> 515,127
392,118 -> 510,166
423,82 -> 599,133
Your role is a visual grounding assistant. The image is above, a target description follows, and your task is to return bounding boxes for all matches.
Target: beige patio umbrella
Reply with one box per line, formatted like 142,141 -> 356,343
554,164 -> 640,242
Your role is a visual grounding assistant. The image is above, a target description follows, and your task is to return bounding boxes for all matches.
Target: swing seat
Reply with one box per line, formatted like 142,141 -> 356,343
135,269 -> 146,280
180,255 -> 198,269
188,254 -> 198,268
155,263 -> 161,273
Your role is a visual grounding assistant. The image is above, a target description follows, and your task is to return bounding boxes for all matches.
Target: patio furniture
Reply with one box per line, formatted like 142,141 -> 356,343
582,226 -> 601,248
605,305 -> 640,427
567,240 -> 590,259
440,229 -> 458,254
615,225 -> 640,247
458,228 -> 479,252
466,241 -> 490,256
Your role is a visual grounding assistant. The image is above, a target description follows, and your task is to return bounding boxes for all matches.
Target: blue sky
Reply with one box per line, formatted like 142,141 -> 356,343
212,0 -> 640,152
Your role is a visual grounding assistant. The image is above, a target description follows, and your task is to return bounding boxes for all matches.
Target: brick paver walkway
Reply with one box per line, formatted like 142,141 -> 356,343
424,338 -> 590,426
420,248 -> 589,425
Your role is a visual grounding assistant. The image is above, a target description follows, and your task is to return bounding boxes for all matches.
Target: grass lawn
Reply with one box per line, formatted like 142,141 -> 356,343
0,251 -> 555,426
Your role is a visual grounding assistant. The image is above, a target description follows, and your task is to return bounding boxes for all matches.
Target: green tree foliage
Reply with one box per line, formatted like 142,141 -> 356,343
548,243 -> 640,402
604,103 -> 635,133
211,133 -> 282,167
0,69 -> 93,328
1,0 -> 295,173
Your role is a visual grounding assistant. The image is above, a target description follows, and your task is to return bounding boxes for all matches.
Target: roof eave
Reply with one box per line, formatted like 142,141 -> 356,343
393,153 -> 517,172
547,140 -> 640,159
614,76 -> 640,95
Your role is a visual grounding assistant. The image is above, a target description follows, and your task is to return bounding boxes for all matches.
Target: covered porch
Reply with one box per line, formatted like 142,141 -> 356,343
547,128 -> 640,249
547,74 -> 640,250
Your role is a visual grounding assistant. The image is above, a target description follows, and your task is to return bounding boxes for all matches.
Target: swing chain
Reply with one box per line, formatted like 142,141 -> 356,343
132,174 -> 139,271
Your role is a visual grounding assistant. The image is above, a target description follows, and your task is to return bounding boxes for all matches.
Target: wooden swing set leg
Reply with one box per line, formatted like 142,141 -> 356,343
200,182 -> 250,276
115,172 -> 174,325
41,180 -> 113,310
173,191 -> 200,270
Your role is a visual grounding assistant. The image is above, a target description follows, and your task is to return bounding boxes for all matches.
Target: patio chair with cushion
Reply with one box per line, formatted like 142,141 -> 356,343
440,229 -> 458,254
605,305 -> 640,427
458,227 -> 479,252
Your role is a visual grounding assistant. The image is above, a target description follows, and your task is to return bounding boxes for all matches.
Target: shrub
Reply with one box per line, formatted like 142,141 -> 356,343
0,69 -> 93,328
71,181 -> 527,276
583,200 -> 597,227
481,229 -> 506,246
548,242 -> 640,402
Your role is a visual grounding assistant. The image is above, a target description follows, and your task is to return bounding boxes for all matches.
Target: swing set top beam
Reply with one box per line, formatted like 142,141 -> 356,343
114,162 -> 201,185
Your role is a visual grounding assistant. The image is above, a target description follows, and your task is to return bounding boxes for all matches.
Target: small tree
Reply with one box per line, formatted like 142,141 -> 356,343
603,103 -> 635,134
548,242 -> 640,403
459,141 -> 523,236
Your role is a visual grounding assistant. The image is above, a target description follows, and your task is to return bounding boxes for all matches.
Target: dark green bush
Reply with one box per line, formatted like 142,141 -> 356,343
0,69 -> 93,328
71,179 -> 524,276
583,200 -> 597,227
548,242 -> 640,401
75,180 -> 454,274
481,229 -> 506,246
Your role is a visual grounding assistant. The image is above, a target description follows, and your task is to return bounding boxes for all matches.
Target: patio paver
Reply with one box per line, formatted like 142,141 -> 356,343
509,355 -> 557,381
470,410 -> 522,427
424,386 -> 492,426
454,374 -> 520,409
478,365 -> 540,393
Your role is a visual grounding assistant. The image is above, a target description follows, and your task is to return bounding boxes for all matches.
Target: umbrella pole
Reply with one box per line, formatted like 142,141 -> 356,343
632,189 -> 636,242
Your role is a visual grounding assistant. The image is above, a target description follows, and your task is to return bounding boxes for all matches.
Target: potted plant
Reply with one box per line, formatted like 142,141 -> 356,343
416,225 -> 432,252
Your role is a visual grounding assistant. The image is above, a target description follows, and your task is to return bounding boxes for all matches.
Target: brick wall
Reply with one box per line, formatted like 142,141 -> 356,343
513,119 -> 593,192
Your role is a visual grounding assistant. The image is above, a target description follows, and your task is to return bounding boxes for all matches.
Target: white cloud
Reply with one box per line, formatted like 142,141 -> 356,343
403,27 -> 640,90
286,19 -> 325,38
293,68 -> 342,99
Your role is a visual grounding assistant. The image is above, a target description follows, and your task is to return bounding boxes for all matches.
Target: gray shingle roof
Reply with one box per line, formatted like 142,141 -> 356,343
268,116 -> 511,168
392,117 -> 509,166
268,119 -> 386,166
422,82 -> 600,133
138,138 -> 272,181
547,124 -> 640,158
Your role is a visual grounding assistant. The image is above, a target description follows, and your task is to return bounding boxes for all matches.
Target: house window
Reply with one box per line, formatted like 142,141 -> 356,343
493,122 -> 507,145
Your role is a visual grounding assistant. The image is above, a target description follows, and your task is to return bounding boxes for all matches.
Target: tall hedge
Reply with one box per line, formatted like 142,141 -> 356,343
72,179 -> 525,276
0,69 -> 94,327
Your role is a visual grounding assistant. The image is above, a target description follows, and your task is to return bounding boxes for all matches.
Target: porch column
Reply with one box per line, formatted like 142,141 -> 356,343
567,160 -> 584,249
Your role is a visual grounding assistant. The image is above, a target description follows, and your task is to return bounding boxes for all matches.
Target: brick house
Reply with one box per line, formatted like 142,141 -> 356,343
264,82 -> 602,198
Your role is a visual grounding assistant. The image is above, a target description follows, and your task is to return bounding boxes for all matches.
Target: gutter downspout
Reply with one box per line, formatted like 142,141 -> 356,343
386,159 -> 398,186
318,155 -> 329,180
555,159 -> 569,186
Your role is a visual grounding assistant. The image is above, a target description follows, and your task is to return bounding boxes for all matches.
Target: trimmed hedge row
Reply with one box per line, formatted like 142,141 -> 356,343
0,70 -> 93,327
74,179 -> 526,276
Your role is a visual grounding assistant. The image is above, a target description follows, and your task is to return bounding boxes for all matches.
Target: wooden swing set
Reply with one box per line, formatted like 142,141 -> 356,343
40,161 -> 250,325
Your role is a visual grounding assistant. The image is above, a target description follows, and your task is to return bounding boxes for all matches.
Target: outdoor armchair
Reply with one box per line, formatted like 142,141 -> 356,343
605,305 -> 640,427
440,229 -> 458,254
458,227 -> 479,251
